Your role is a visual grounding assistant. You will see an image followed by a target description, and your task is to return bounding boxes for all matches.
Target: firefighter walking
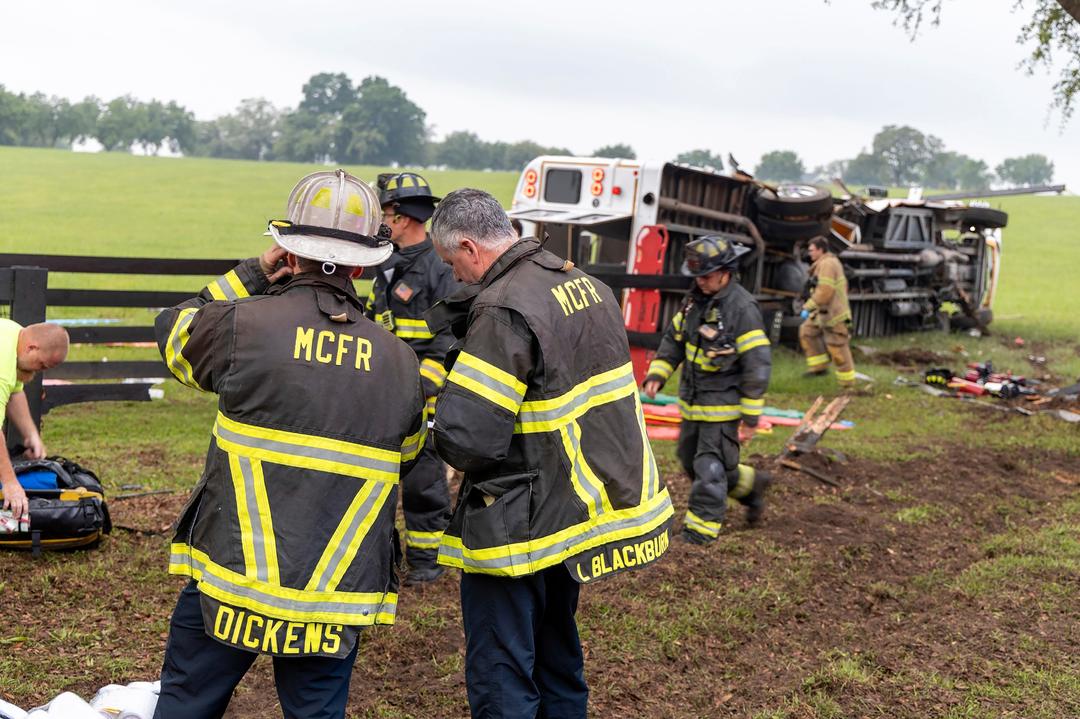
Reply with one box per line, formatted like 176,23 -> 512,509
642,234 -> 773,544
799,236 -> 856,386
152,170 -> 426,719
366,172 -> 458,584
425,189 -> 674,718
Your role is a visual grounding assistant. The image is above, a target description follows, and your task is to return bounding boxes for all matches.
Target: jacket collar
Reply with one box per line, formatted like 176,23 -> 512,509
476,238 -> 541,289
270,271 -> 363,307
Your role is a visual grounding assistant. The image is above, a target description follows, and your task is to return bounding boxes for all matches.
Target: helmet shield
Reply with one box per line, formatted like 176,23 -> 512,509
270,169 -> 392,267
681,234 -> 752,277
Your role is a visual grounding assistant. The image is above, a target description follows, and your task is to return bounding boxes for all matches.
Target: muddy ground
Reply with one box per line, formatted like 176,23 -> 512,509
2,440 -> 1077,718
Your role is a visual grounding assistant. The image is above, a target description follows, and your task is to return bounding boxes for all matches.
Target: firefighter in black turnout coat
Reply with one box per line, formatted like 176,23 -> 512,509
152,170 -> 425,719
424,189 -> 674,718
643,234 -> 773,544
365,172 -> 459,583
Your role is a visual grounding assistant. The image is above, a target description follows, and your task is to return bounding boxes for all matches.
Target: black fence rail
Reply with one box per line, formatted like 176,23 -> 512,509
0,254 -> 243,449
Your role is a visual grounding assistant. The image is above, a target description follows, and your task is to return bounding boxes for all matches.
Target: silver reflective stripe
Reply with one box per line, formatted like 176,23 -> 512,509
517,371 -> 635,426
312,483 -> 389,592
450,361 -> 524,406
212,275 -> 242,301
565,422 -> 605,516
439,500 -> 672,570
172,550 -> 394,619
215,422 -> 399,477
237,457 -> 270,583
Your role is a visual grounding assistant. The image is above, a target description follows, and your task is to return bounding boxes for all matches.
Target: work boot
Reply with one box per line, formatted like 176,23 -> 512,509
403,564 -> 444,586
745,470 -> 773,526
681,528 -> 712,546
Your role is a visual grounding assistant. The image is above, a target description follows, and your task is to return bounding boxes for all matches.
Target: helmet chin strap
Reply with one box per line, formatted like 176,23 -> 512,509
322,261 -> 337,275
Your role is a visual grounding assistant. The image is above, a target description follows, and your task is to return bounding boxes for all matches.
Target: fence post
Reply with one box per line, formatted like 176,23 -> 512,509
6,266 -> 48,453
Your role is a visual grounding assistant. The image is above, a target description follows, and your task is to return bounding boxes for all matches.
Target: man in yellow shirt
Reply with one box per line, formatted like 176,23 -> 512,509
0,320 -> 70,522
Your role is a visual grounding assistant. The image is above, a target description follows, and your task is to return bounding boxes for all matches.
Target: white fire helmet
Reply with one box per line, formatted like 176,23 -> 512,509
267,169 -> 392,268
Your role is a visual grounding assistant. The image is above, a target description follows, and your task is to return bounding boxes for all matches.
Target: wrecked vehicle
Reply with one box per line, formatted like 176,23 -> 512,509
507,155 -> 1021,379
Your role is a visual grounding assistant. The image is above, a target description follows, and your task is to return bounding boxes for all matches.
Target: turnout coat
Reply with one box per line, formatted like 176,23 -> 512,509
155,258 -> 425,657
427,239 -> 674,583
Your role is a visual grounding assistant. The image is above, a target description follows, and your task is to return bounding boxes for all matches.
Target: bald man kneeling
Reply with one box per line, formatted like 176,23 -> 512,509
0,321 -> 69,522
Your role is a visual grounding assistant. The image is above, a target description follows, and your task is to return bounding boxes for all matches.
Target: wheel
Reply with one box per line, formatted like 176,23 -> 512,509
755,184 -> 834,219
755,214 -> 832,243
959,207 -> 1007,229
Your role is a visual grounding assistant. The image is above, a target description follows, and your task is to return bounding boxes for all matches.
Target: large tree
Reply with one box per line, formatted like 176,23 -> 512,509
675,149 -> 725,171
593,143 -> 635,159
872,1 -> 1080,121
754,150 -> 806,182
871,124 -> 942,185
338,76 -> 427,165
996,153 -> 1055,185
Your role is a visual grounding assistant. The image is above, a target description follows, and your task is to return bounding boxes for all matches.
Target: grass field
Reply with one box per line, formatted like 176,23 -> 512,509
0,147 -> 1078,717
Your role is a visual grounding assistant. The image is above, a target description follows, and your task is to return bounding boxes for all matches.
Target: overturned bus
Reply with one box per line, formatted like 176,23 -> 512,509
507,156 -> 1006,381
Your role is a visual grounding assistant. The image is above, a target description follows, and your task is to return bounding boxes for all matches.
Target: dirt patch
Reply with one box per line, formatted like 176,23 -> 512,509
109,491 -> 188,535
1,446 -> 1077,718
856,346 -> 951,369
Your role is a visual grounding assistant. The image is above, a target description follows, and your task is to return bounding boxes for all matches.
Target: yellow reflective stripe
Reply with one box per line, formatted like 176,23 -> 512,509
395,317 -> 434,339
405,530 -> 444,549
677,400 -> 741,422
806,353 -> 830,367
228,453 -> 258,579
315,482 -> 392,593
740,396 -> 765,416
205,269 -> 251,301
558,421 -> 613,518
164,307 -> 202,390
647,359 -> 674,380
223,270 -> 250,299
686,343 -> 724,372
730,465 -> 756,499
206,281 -> 227,301
214,412 -> 401,484
424,395 -> 437,419
735,329 -> 769,353
249,459 -> 280,584
672,312 -> 684,331
438,489 -> 674,576
401,423 -> 426,463
685,510 -> 721,538
170,544 -> 397,625
633,391 -> 660,503
515,363 -> 637,433
419,358 -> 447,387
447,352 -> 527,414
836,368 -> 857,381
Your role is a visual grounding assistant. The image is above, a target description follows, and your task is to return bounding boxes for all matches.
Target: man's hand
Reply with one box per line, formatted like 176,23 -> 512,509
23,433 -> 46,460
1,479 -> 28,524
642,379 -> 662,399
738,421 -> 757,445
259,245 -> 293,283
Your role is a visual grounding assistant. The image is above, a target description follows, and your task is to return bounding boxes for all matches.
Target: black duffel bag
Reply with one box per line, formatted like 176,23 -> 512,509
0,457 -> 112,551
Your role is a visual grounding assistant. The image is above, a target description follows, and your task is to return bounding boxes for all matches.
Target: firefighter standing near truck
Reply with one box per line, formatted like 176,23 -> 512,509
425,189 -> 674,718
799,236 -> 856,386
642,234 -> 773,544
365,171 -> 458,584
152,170 -> 426,719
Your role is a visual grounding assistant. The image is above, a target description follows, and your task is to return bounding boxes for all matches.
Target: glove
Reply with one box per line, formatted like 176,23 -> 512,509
800,309 -> 810,320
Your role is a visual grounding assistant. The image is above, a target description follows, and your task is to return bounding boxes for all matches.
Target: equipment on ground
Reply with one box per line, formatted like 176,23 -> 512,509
0,457 -> 110,553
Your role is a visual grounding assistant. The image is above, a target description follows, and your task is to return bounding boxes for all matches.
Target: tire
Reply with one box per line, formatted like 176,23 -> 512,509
959,207 -> 1008,229
756,214 -> 831,243
755,185 -> 834,219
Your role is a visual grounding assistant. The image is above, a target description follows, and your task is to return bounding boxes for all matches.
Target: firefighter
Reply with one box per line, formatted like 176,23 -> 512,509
152,170 -> 426,719
425,189 -> 674,718
799,236 -> 856,386
641,234 -> 773,544
366,171 -> 458,584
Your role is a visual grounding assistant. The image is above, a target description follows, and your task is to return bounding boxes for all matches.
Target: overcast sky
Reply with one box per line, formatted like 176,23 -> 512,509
2,0 -> 1077,187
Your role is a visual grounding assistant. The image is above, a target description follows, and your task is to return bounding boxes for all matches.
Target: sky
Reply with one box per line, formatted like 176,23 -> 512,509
2,0 -> 1077,187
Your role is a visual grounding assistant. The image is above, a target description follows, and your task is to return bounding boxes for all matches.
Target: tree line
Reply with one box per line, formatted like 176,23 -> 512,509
0,78 -> 1057,187
750,125 -> 1055,190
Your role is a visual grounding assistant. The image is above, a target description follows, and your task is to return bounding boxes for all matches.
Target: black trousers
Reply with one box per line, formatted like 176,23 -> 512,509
460,566 -> 589,719
154,581 -> 359,719
401,441 -> 451,568
677,419 -> 754,540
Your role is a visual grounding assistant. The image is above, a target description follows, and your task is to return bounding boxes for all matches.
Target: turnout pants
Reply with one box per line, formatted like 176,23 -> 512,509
154,581 -> 359,719
799,319 -> 856,385
677,419 -> 758,541
461,566 -> 589,719
402,441 -> 451,569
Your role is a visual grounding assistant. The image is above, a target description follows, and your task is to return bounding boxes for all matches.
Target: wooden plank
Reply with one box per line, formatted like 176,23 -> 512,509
42,383 -> 155,414
46,361 -> 166,380
66,326 -> 157,344
0,253 -> 238,275
46,289 -> 195,308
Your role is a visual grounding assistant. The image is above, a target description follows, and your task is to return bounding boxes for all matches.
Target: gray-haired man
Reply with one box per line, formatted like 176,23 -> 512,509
425,189 -> 673,718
